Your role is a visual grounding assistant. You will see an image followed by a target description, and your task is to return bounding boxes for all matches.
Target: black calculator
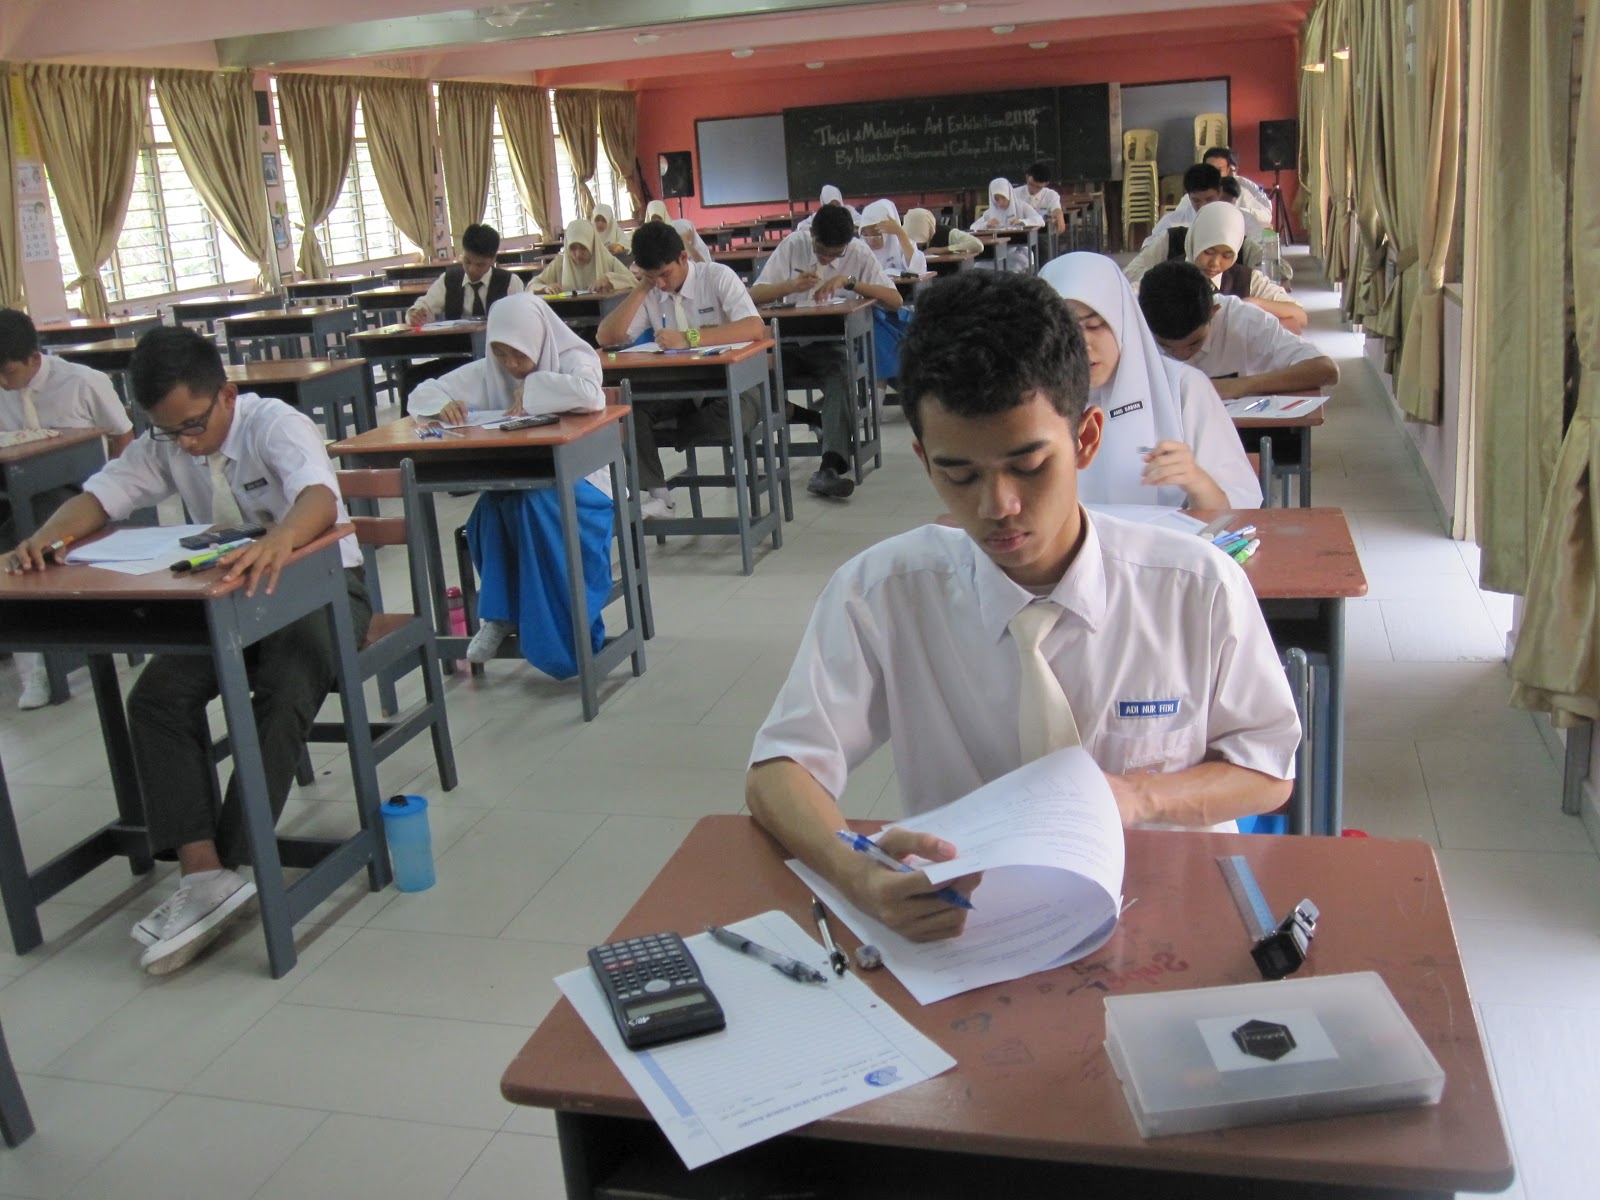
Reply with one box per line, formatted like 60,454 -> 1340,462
588,932 -> 725,1050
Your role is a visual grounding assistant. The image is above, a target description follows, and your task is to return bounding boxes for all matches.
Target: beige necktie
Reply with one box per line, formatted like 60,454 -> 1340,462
208,452 -> 244,525
20,386 -> 41,431
1009,601 -> 1081,762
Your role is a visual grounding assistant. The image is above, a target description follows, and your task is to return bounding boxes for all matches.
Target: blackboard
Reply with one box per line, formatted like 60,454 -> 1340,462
783,88 -> 1059,198
1057,83 -> 1116,182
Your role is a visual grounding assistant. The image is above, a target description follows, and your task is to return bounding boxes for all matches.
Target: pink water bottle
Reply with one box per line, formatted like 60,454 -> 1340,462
445,586 -> 468,637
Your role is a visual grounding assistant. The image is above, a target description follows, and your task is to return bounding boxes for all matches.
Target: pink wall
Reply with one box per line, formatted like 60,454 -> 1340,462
636,33 -> 1301,229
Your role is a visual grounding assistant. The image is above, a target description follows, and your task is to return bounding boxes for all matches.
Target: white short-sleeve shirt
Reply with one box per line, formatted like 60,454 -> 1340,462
753,233 -> 892,293
749,514 -> 1299,825
83,392 -> 362,568
1015,184 -> 1062,219
0,355 -> 132,435
624,260 -> 760,342
1183,295 -> 1328,380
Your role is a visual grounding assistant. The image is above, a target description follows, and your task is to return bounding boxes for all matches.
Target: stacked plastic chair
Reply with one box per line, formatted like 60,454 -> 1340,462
1121,129 -> 1160,249
1194,112 -> 1229,162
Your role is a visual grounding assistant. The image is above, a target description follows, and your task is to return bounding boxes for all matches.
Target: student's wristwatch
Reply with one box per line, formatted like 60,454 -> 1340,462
685,327 -> 702,348
843,276 -> 857,292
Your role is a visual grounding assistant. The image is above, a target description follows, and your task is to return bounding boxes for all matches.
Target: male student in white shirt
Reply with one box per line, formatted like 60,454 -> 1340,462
405,222 -> 524,326
746,271 -> 1299,942
749,205 -> 903,499
1137,260 -> 1338,399
596,220 -> 767,519
1014,161 -> 1066,236
9,326 -> 371,976
1201,146 -> 1274,225
0,308 -> 135,708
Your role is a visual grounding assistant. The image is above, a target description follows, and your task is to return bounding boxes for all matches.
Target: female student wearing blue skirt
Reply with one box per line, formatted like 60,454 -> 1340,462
407,292 -> 613,678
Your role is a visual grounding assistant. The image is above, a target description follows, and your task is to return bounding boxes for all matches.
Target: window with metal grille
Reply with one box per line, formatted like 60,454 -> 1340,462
550,94 -> 628,230
484,106 -> 539,239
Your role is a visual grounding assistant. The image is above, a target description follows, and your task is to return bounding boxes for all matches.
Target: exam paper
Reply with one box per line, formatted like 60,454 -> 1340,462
440,409 -> 513,429
793,747 -> 1125,1005
556,910 -> 956,1170
1085,504 -> 1207,536
1224,394 -> 1329,418
627,339 -> 754,354
420,319 -> 482,331
63,525 -> 212,570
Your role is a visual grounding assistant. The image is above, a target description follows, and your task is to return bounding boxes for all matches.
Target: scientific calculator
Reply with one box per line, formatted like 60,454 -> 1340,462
588,932 -> 726,1050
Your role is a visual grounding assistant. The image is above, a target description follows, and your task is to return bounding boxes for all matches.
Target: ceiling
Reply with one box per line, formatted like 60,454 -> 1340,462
1,0 -> 1311,83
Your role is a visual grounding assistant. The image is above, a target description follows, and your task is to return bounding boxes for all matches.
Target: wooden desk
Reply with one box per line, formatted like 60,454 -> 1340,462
1235,405 -> 1327,507
601,341 -> 783,576
35,314 -> 160,349
347,322 -> 486,409
52,338 -> 139,407
503,815 -> 1514,1200
925,249 -> 982,277
283,275 -> 383,304
982,225 -> 1041,272
498,247 -> 553,265
384,263 -> 448,283
1194,507 -> 1367,836
354,285 -> 429,330
894,270 -> 937,303
709,245 -> 777,283
329,405 -> 650,721
529,292 -> 627,345
507,260 -> 557,285
225,358 -> 374,439
0,527 -> 385,978
169,292 -> 282,333
757,297 -> 882,484
222,306 -> 357,364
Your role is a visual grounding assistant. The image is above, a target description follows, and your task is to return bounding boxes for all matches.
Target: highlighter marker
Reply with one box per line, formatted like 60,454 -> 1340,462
170,538 -> 253,574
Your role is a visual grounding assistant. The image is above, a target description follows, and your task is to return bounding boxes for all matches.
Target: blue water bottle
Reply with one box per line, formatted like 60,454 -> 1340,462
381,795 -> 436,892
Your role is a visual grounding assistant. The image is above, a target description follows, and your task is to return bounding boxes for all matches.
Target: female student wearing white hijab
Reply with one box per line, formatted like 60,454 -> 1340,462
1038,252 -> 1261,510
1184,202 -> 1307,334
407,292 -> 614,676
530,219 -> 637,294
643,200 -> 671,225
794,184 -> 861,233
671,218 -> 713,264
904,207 -> 984,255
859,199 -> 926,274
591,203 -> 630,256
971,177 -> 1043,271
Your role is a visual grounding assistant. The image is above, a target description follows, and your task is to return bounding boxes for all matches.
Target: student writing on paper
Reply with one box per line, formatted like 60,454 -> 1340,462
1014,161 -> 1066,236
405,222 -> 523,327
409,293 -> 613,672
529,219 -> 637,296
971,177 -> 1044,272
1139,261 -> 1338,399
1185,203 -> 1306,334
591,203 -> 631,257
0,309 -> 136,709
745,272 -> 1298,942
596,221 -> 766,519
8,326 -> 370,976
1124,163 -> 1268,286
748,205 -> 902,500
1037,253 -> 1260,510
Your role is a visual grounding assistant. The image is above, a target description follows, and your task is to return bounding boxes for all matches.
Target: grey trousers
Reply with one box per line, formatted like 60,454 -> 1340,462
128,568 -> 372,868
780,343 -> 853,462
633,390 -> 763,492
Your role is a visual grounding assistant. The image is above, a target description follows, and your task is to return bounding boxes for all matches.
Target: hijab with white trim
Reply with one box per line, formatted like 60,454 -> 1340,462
1038,252 -> 1187,506
591,203 -> 625,249
1184,202 -> 1247,284
860,199 -> 906,271
555,218 -> 632,291
422,291 -> 597,411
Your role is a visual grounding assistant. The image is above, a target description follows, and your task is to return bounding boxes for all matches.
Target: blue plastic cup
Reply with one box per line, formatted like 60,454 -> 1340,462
381,795 -> 436,892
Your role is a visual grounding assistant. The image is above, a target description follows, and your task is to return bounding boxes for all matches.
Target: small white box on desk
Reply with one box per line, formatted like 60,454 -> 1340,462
1104,970 -> 1444,1138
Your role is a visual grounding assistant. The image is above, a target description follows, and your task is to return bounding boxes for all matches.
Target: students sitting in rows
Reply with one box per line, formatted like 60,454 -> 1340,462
0,309 -> 135,709
591,204 -> 631,258
860,200 -> 926,276
596,222 -> 767,519
794,185 -> 860,234
9,326 -> 370,975
671,218 -> 714,264
405,222 -> 523,326
1039,253 -> 1260,510
905,207 -> 984,255
1014,161 -> 1066,236
749,205 -> 903,500
529,219 -> 636,296
1174,147 -> 1273,227
1138,260 -> 1338,400
971,177 -> 1044,271
745,271 -> 1298,941
1185,203 -> 1306,334
408,293 -> 613,674
1124,163 -> 1266,286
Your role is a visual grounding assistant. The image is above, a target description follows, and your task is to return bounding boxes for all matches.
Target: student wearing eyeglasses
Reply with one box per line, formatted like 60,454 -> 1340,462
7,326 -> 369,978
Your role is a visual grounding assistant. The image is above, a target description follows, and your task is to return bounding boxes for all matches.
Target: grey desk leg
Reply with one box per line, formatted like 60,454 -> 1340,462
1286,648 -> 1314,835
326,576 -> 390,892
1299,426 -> 1313,507
554,447 -> 599,721
208,608 -> 296,978
757,375 -> 783,550
1562,721 -> 1593,816
419,493 -> 456,675
88,655 -> 153,875
0,759 -> 44,954
0,1020 -> 33,1147
613,410 -> 652,659
726,375 -> 756,577
1325,598 -> 1346,835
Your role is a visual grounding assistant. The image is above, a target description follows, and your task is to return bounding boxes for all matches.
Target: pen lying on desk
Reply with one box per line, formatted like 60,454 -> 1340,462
705,925 -> 828,984
811,896 -> 848,977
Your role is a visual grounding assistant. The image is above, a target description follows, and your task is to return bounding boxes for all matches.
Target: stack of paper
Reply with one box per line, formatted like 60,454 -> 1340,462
794,747 -> 1126,1005
63,525 -> 213,575
420,319 -> 482,331
556,910 -> 956,1169
1223,394 -> 1328,418
1085,504 -> 1207,535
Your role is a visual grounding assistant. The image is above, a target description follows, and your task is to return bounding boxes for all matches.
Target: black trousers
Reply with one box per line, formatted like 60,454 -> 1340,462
127,568 -> 372,868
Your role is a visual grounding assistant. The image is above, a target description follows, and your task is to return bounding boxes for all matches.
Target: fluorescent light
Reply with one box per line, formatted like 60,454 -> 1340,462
633,33 -> 660,45
1302,61 -> 1327,72
937,3 -> 968,14
731,48 -> 754,58
1028,41 -> 1049,50
805,61 -> 826,69
991,24 -> 1016,35
1332,46 -> 1351,59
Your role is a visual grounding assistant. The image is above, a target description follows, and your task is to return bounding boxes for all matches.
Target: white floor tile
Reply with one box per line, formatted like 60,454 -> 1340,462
0,1076 -> 169,1200
1438,849 -> 1600,926
1340,739 -> 1439,843
1418,739 -> 1586,853
1381,596 -> 1507,662
446,1132 -> 564,1200
251,1114 -> 491,1200
1455,919 -> 1600,1010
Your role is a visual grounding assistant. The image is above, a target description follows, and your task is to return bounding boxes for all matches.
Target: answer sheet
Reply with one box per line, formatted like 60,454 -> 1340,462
556,910 -> 955,1170
793,747 -> 1125,1004
1084,504 -> 1207,535
62,525 -> 214,574
1224,394 -> 1329,418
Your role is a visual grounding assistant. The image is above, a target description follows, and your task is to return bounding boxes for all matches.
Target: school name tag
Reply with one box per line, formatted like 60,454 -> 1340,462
1108,400 -> 1144,419
1118,699 -> 1181,718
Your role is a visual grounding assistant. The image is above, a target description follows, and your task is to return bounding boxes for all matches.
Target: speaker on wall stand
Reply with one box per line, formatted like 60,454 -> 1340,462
659,150 -> 694,219
1257,118 -> 1299,241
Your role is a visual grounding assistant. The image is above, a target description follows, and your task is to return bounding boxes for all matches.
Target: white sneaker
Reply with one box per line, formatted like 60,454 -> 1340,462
640,495 -> 676,519
17,657 -> 49,711
131,889 -> 183,946
465,619 -> 515,664
137,870 -> 257,976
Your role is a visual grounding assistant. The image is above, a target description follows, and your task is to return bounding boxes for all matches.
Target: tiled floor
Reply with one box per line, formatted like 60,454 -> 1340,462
1,253 -> 1595,1198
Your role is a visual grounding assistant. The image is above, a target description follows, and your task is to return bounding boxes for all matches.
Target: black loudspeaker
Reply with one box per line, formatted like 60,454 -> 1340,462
1258,119 -> 1299,172
659,151 -> 694,199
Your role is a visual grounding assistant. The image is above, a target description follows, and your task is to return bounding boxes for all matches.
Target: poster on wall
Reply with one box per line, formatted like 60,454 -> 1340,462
271,214 -> 290,250
15,161 -> 44,197
262,153 -> 280,187
20,199 -> 54,262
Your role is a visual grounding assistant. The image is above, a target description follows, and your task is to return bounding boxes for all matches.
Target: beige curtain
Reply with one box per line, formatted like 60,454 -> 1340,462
21,64 -> 147,319
1392,1 -> 1463,424
1296,5 -> 1331,264
1344,6 -> 1401,337
497,84 -> 554,235
1471,0 -> 1572,595
0,65 -> 23,309
153,68 -> 274,290
437,81 -> 497,241
596,90 -> 645,219
553,89 -> 600,219
1509,0 -> 1595,723
277,73 -> 357,280
359,77 -> 434,261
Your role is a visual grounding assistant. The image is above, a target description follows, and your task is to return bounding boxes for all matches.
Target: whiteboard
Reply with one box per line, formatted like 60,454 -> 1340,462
695,114 -> 790,207
1119,79 -> 1231,177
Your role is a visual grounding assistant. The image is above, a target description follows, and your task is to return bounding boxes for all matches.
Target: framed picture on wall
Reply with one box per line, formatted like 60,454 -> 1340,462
262,152 -> 280,187
271,214 -> 289,250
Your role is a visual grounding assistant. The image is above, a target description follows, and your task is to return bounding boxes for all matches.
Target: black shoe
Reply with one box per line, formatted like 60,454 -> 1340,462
787,402 -> 824,430
807,465 -> 855,499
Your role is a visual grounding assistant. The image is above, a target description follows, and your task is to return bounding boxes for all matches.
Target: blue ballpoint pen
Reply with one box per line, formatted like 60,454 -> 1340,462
1241,397 -> 1271,412
835,830 -> 976,910
1213,525 -> 1256,549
